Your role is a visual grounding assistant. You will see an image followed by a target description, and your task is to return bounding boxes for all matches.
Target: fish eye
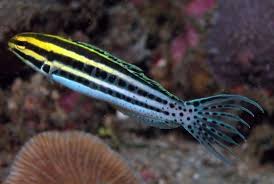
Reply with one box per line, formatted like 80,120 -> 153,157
41,64 -> 50,73
15,41 -> 26,50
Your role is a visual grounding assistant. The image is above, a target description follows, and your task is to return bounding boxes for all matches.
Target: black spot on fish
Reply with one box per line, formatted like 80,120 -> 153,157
59,70 -> 66,76
128,84 -> 136,91
118,79 -> 126,87
94,48 -> 104,54
137,89 -> 147,97
99,86 -> 106,93
155,97 -> 162,103
169,103 -> 175,108
131,100 -> 136,105
116,93 -> 121,98
84,79 -> 89,86
108,55 -> 118,61
68,73 -> 74,80
99,70 -> 107,79
125,97 -> 131,102
89,82 -> 96,89
148,94 -> 155,99
94,68 -> 100,77
84,65 -> 94,74
107,89 -> 113,95
108,75 -> 116,83
77,77 -> 86,85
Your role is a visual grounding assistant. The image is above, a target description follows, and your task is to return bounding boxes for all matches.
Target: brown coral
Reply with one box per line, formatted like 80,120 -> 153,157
4,131 -> 139,184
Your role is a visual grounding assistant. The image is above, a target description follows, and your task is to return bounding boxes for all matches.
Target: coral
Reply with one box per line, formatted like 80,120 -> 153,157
207,0 -> 274,92
100,3 -> 148,63
185,0 -> 216,18
170,25 -> 200,64
4,131 -> 139,184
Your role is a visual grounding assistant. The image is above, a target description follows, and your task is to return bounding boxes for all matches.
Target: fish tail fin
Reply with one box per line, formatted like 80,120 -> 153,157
180,94 -> 263,164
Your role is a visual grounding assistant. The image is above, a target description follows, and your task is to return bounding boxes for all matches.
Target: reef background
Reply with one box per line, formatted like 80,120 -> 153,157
0,0 -> 273,183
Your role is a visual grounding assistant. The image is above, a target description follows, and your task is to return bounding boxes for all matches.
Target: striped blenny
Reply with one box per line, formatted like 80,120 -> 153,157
8,33 -> 263,164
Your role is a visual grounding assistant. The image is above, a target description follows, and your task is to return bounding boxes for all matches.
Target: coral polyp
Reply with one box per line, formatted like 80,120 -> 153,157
4,131 -> 139,184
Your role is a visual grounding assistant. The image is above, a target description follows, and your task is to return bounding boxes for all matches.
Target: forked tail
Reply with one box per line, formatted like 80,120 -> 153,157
180,94 -> 263,164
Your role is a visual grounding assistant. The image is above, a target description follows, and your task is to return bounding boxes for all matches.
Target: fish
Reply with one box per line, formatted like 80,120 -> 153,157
8,32 -> 264,164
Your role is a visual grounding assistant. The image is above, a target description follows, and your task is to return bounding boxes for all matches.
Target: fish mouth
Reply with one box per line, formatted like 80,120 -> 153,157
8,41 -> 13,49
8,37 -> 16,51
8,38 -> 19,55
8,38 -> 22,59
8,34 -> 27,51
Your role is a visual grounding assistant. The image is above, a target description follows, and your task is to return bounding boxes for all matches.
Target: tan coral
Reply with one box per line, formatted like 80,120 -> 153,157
4,131 -> 139,184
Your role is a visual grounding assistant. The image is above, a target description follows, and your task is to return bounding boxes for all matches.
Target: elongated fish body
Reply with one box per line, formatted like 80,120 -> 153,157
8,33 -> 263,163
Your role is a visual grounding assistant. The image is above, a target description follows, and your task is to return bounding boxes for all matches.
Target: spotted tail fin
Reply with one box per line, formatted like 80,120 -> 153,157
181,94 -> 263,164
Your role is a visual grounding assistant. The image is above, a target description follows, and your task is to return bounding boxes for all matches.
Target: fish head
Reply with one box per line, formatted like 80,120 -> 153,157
8,33 -> 50,75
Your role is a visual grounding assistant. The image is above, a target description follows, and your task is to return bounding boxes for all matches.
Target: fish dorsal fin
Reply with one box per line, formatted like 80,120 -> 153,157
76,41 -> 179,100
76,41 -> 144,73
